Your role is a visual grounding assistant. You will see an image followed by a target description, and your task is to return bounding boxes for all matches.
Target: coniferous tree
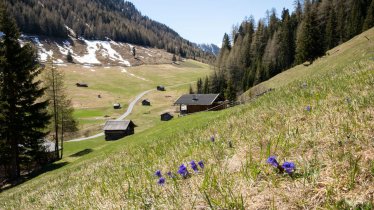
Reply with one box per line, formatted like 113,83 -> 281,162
0,5 -> 50,179
66,51 -> 73,63
196,78 -> 203,94
203,76 -> 209,94
363,0 -> 374,31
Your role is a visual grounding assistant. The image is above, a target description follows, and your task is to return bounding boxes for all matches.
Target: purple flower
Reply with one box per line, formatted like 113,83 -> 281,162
282,162 -> 296,174
305,106 -> 311,112
177,164 -> 189,178
198,160 -> 204,169
210,135 -> 215,142
167,171 -> 175,178
155,170 -> 162,178
267,156 -> 279,167
157,177 -> 165,185
190,160 -> 198,172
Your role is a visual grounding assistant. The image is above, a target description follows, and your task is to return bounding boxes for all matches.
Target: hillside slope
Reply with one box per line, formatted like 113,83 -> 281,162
0,29 -> 373,209
5,0 -> 214,61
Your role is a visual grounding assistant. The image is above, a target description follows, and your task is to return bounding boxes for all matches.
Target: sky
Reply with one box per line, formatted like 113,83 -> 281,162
128,0 -> 295,46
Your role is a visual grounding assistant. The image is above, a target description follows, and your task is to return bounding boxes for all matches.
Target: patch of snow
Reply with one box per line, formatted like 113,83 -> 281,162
104,66 -> 111,69
74,40 -> 101,64
100,41 -> 131,66
56,64 -> 68,67
90,69 -> 96,72
83,65 -> 92,68
29,36 -> 53,62
54,59 -> 64,64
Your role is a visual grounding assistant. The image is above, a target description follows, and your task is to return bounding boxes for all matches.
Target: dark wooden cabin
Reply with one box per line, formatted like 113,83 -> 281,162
174,94 -> 225,114
103,120 -> 136,141
157,85 -> 165,91
113,103 -> 121,109
161,112 -> 173,121
76,83 -> 88,87
142,99 -> 151,106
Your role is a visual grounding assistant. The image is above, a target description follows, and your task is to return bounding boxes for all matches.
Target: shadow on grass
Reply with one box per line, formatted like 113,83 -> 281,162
69,149 -> 93,157
0,161 -> 68,193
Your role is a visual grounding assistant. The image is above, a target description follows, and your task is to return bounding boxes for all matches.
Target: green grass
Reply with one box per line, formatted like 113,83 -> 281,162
0,29 -> 373,209
63,60 -> 212,136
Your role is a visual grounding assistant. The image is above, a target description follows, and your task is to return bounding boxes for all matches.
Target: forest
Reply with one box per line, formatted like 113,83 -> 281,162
4,0 -> 215,62
195,0 -> 374,99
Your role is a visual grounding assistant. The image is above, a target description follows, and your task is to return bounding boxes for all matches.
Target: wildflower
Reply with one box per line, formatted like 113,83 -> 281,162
157,177 -> 165,185
282,162 -> 296,174
210,135 -> 215,142
190,160 -> 198,172
305,106 -> 311,112
155,170 -> 162,178
267,156 -> 279,167
177,164 -> 189,178
198,160 -> 204,169
167,171 -> 175,178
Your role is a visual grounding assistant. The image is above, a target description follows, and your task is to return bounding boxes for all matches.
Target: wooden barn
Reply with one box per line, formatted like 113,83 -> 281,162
113,103 -> 121,109
76,82 -> 88,87
174,94 -> 225,114
142,99 -> 151,106
103,120 -> 136,141
157,85 -> 165,91
41,141 -> 61,163
161,112 -> 173,121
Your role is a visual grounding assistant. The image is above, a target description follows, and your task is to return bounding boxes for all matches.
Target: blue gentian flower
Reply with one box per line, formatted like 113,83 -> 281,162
190,160 -> 198,172
167,171 -> 175,178
198,160 -> 204,169
267,156 -> 279,167
210,135 -> 215,142
155,170 -> 162,178
177,164 -> 189,178
305,106 -> 311,112
282,162 -> 296,174
157,177 -> 165,185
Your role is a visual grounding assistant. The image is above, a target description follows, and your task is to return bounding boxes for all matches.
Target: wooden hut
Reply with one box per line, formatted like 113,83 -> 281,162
76,83 -> 88,87
161,112 -> 173,121
113,103 -> 121,109
142,99 -> 151,106
103,120 -> 136,141
174,94 -> 225,114
157,85 -> 165,91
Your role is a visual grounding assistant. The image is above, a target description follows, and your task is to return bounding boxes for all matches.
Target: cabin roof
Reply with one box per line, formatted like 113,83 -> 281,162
161,112 -> 172,116
174,94 -> 221,105
103,120 -> 135,131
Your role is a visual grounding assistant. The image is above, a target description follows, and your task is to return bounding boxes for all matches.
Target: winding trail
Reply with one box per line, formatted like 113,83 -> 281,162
67,82 -> 194,142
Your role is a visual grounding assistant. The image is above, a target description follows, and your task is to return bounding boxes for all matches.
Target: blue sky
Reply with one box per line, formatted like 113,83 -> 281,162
128,0 -> 295,46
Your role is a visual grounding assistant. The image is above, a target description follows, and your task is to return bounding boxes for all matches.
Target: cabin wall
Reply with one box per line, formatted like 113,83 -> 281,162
105,128 -> 134,141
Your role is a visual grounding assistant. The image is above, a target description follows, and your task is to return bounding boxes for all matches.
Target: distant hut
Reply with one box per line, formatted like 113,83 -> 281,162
174,94 -> 225,114
76,83 -> 88,87
157,85 -> 165,91
113,103 -> 121,109
103,120 -> 136,141
41,141 -> 61,163
142,99 -> 151,106
161,112 -> 173,121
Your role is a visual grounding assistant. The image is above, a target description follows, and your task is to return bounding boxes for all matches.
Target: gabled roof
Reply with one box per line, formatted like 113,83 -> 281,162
161,112 -> 172,116
103,120 -> 135,131
174,94 -> 221,105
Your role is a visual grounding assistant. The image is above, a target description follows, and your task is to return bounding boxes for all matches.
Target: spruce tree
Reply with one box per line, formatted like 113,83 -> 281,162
363,0 -> 374,31
0,5 -> 50,179
203,76 -> 209,94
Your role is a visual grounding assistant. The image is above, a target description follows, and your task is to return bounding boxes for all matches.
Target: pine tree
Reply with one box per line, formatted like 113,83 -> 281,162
363,0 -> 374,31
224,80 -> 236,103
0,5 -> 50,179
66,51 -> 73,63
203,76 -> 209,94
196,78 -> 203,94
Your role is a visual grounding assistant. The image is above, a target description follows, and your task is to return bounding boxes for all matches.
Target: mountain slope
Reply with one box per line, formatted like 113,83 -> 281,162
198,43 -> 220,56
5,0 -> 214,61
0,29 -> 373,209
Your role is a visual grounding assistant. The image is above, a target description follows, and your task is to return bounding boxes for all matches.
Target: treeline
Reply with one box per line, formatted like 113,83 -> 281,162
198,0 -> 374,99
0,4 -> 76,182
4,0 -> 215,62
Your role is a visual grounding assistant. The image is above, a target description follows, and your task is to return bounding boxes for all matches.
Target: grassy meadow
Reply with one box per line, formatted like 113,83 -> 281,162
0,29 -> 373,209
60,60 -> 212,138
